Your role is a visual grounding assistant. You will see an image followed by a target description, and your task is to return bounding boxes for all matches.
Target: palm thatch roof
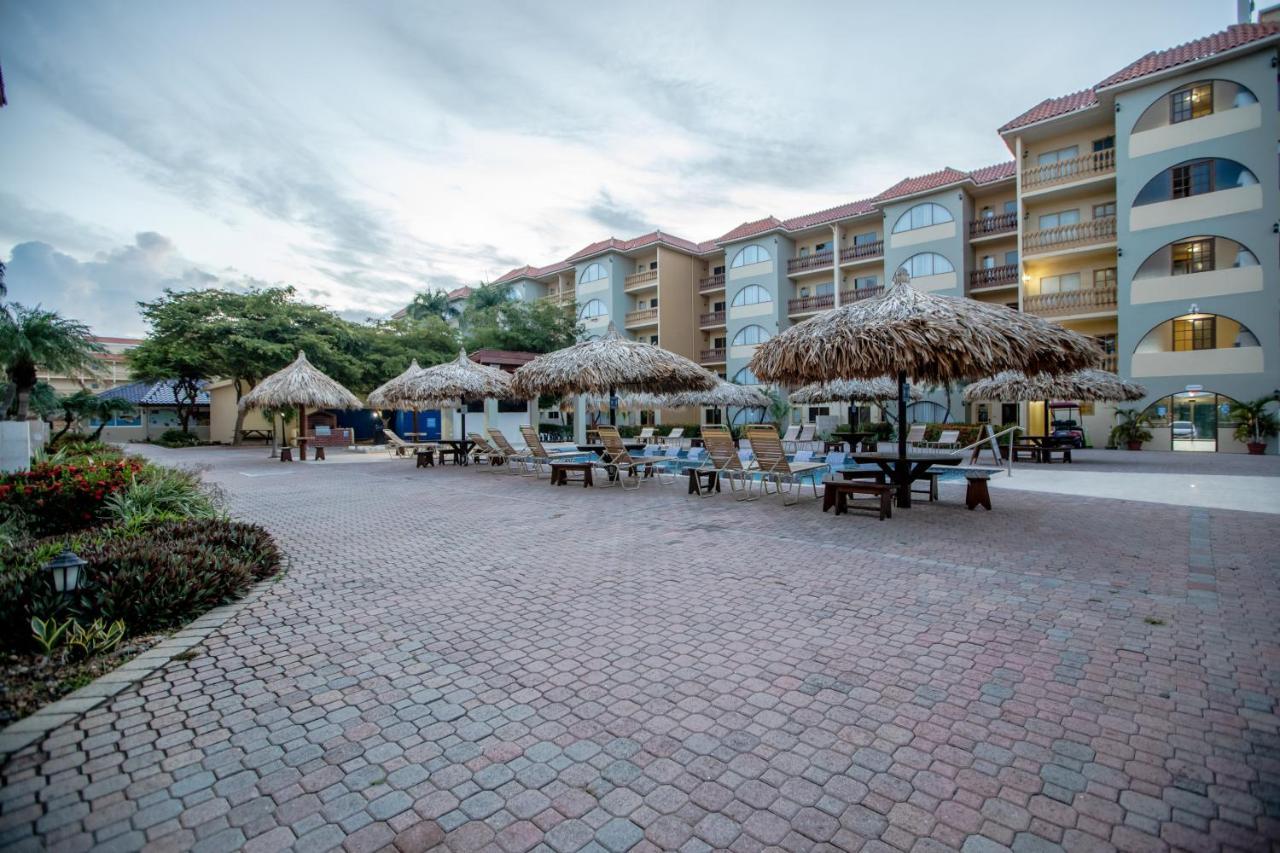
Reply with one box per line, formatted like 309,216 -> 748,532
239,351 -> 363,412
963,369 -> 1147,403
665,377 -> 771,409
401,349 -> 513,404
789,378 -> 921,404
581,392 -> 670,411
367,359 -> 427,410
511,324 -> 716,398
748,272 -> 1101,386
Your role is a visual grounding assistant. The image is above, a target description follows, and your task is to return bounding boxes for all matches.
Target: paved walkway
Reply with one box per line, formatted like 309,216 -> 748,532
2,446 -> 1278,852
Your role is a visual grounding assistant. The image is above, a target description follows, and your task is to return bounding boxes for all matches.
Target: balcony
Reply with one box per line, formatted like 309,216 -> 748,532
699,348 -> 726,364
969,212 -> 1017,239
699,273 -> 725,292
624,269 -> 658,291
1022,148 -> 1115,192
1023,283 -> 1117,317
1099,353 -> 1118,373
787,251 -> 834,275
788,293 -> 834,315
699,310 -> 725,328
624,307 -> 658,327
1024,215 -> 1116,256
840,241 -> 883,263
540,289 -> 575,306
840,285 -> 884,304
969,264 -> 1018,290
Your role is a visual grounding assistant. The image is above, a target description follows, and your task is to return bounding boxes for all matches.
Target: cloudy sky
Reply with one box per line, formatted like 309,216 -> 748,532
1,0 -> 1233,335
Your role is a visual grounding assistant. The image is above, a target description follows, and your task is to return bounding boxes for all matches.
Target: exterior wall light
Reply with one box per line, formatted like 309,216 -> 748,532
44,549 -> 87,594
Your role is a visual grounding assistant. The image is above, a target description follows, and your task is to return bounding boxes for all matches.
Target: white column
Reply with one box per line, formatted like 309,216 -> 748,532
573,394 -> 587,444
831,224 -> 842,308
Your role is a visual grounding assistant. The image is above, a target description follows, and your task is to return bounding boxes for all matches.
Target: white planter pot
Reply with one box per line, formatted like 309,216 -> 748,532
0,420 -> 37,473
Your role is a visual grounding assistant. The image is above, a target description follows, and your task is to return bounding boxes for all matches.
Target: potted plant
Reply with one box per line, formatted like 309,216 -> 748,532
1228,397 -> 1278,455
1109,408 -> 1153,451
866,421 -> 894,452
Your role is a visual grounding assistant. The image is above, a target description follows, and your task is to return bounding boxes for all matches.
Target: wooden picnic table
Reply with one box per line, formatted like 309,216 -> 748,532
436,439 -> 473,465
849,452 -> 964,508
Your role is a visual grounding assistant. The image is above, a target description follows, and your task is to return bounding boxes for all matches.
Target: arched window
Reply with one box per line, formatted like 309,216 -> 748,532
1135,312 -> 1259,354
892,203 -> 954,234
731,325 -> 771,346
1132,79 -> 1259,133
730,244 -> 771,268
730,285 -> 772,307
578,299 -> 607,320
732,366 -> 761,385
579,263 -> 608,283
1134,235 -> 1259,280
1134,158 -> 1258,207
898,252 -> 954,278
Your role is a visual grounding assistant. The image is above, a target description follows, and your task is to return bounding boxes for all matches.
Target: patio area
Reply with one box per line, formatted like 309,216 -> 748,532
2,444 -> 1277,852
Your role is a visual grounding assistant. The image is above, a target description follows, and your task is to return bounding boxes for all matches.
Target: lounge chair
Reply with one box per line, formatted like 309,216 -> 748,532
931,429 -> 961,449
661,427 -> 685,447
744,424 -> 827,506
637,427 -> 657,444
699,425 -> 757,500
519,425 -> 587,478
382,429 -> 435,459
780,424 -> 801,453
796,424 -> 819,452
904,424 -> 927,447
466,433 -> 507,468
486,428 -> 535,475
593,425 -> 651,489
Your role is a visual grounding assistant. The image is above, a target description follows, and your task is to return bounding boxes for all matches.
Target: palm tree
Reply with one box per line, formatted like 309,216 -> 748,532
86,397 -> 138,440
0,305 -> 104,420
1228,396 -> 1279,448
49,389 -> 98,441
404,290 -> 459,323
466,282 -> 511,313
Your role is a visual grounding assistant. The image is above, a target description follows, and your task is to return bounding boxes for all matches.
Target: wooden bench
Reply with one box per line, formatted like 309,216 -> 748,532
822,476 -> 894,520
1038,445 -> 1073,464
415,450 -> 435,468
239,429 -> 272,444
965,472 -> 992,511
550,461 -> 594,487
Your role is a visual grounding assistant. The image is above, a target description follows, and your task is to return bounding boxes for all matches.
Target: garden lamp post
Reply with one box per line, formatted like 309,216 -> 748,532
44,549 -> 87,594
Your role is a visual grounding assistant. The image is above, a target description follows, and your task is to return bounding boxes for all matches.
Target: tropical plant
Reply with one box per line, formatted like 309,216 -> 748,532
30,616 -> 70,656
29,381 -> 62,426
0,305 -> 104,420
85,397 -> 138,440
1109,408 -> 1153,449
463,299 -> 581,354
0,456 -> 145,536
465,282 -> 512,314
404,290 -> 460,323
154,428 -> 201,448
764,387 -> 791,426
65,618 -> 126,659
102,466 -> 222,530
1228,397 -> 1278,447
48,389 -> 98,441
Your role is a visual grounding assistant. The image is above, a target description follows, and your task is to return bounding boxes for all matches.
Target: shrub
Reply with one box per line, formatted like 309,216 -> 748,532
48,432 -> 94,453
154,429 -> 200,448
538,422 -> 571,441
0,457 -> 145,537
0,519 -> 281,651
102,466 -> 222,531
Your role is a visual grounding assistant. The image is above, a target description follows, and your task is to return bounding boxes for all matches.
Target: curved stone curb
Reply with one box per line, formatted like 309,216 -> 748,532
0,583 -> 269,763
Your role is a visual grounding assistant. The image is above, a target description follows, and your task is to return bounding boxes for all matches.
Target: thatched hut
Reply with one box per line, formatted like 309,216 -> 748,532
962,369 -> 1146,404
511,324 -> 715,425
749,270 -> 1100,506
401,349 -> 514,439
238,351 -> 363,459
663,377 -> 771,428
789,378 -> 923,431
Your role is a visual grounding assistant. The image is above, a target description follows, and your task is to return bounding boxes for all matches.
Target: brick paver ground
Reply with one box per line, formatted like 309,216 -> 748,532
2,446 -> 1277,852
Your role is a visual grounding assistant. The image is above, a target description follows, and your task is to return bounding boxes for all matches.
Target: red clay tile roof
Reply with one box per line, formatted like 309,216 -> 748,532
713,216 -> 785,244
565,230 -> 702,262
492,265 -> 538,284
1098,22 -> 1280,88
446,286 -> 473,300
782,198 -> 877,231
999,89 -> 1099,134
89,335 -> 144,345
873,168 -> 969,202
469,349 -> 537,370
968,161 -> 1017,185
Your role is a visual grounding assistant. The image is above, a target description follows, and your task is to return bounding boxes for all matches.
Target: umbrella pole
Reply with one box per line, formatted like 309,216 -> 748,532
298,404 -> 307,461
460,398 -> 467,449
897,371 -> 910,509
609,386 -> 617,427
413,409 -> 419,438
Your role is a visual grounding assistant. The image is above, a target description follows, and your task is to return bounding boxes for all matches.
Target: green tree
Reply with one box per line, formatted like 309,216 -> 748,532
465,282 -> 512,315
129,291 -> 223,434
0,305 -> 104,420
352,316 -> 458,390
463,300 -> 580,354
1228,396 -> 1279,446
85,397 -> 138,440
404,290 -> 459,324
49,388 -> 98,441
29,381 -> 62,429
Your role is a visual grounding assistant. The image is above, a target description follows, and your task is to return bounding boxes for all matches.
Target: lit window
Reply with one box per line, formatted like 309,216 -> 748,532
898,253 -> 954,278
892,203 -> 954,234
1038,209 -> 1080,229
580,263 -> 608,283
578,299 -> 607,320
731,325 -> 771,346
1173,317 -> 1215,351
1170,84 -> 1213,123
730,285 -> 772,307
1039,273 -> 1080,294
733,367 -> 761,385
730,244 -> 771,268
1171,239 -> 1214,275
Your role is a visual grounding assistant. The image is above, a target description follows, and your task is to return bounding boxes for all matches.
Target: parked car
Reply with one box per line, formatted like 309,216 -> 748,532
1172,420 -> 1197,439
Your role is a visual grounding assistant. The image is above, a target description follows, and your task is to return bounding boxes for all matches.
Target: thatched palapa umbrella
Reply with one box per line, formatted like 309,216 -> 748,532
964,369 -> 1146,445
402,349 -> 513,441
790,378 -> 922,434
239,351 -> 363,460
664,376 -> 771,429
749,270 -> 1100,507
367,359 -> 429,436
511,324 -> 715,426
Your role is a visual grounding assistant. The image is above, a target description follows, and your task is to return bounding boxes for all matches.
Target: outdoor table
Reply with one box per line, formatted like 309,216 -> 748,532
436,439 -> 473,465
849,452 -> 963,507
821,476 -> 893,520
687,468 -> 719,495
550,461 -> 593,487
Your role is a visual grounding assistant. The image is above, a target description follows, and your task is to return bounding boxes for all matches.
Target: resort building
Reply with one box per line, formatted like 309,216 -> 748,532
38,335 -> 141,396
422,16 -> 1279,452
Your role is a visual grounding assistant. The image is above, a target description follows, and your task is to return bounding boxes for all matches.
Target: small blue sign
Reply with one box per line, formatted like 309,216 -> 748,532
1156,406 -> 1167,416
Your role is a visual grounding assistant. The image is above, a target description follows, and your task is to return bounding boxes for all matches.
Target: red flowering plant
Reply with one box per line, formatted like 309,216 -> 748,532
0,457 -> 144,537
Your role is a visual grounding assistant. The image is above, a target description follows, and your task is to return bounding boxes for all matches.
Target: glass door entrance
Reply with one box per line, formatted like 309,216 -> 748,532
1170,392 -> 1217,451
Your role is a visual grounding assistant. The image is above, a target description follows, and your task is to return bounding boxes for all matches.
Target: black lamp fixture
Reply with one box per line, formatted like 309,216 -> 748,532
44,549 -> 87,594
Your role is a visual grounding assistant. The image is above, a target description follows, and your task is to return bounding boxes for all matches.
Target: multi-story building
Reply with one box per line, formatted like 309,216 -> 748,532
39,335 -> 142,396
427,15 -> 1277,452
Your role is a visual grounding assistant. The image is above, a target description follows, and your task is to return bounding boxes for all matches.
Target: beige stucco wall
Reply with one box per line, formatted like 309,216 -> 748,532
1130,265 -> 1264,305
1129,103 -> 1262,158
208,381 -> 272,444
656,247 -> 696,363
1129,185 -> 1262,232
